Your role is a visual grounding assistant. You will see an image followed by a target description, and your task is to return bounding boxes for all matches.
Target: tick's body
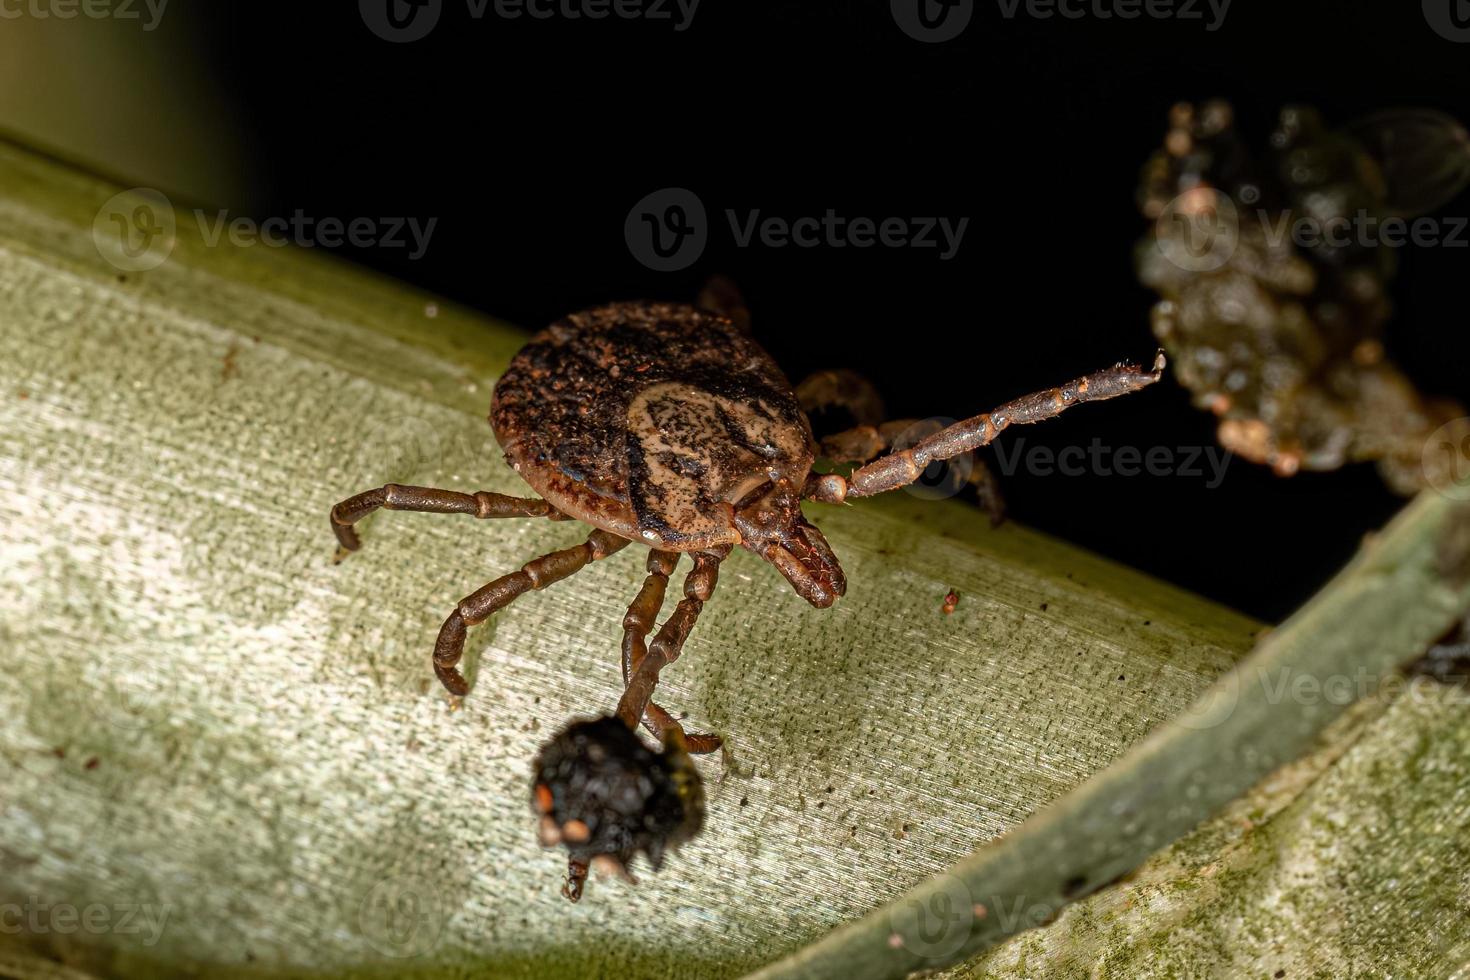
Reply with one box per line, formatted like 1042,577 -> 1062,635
329,289 -> 1164,900
492,302 -> 815,552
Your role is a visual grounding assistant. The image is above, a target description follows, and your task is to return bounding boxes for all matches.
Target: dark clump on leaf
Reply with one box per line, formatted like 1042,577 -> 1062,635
531,716 -> 705,881
1136,99 -> 1470,494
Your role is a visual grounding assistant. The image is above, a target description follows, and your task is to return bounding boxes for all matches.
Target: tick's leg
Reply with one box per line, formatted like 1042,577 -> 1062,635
969,457 -> 1007,526
621,550 -> 722,755
617,549 -> 727,736
813,418 -> 1007,523
697,275 -> 751,334
804,353 -> 1166,501
432,528 -> 630,696
818,418 -> 929,464
330,483 -> 567,555
797,369 -> 886,429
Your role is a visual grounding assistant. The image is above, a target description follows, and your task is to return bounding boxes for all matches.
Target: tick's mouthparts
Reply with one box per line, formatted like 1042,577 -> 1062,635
760,519 -> 847,608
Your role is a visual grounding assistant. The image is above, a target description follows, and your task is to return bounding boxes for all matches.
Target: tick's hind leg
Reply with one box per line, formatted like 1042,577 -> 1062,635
697,275 -> 751,334
621,550 -> 723,755
431,528 -> 630,696
817,418 -> 922,464
617,549 -> 727,739
797,368 -> 886,430
329,483 -> 567,557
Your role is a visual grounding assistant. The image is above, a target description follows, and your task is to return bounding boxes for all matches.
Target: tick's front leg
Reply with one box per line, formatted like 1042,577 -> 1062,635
806,353 -> 1165,501
814,418 -> 1007,524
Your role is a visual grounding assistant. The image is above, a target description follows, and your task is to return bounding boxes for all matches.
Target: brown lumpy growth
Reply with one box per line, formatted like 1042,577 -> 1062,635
491,302 -> 814,547
1136,100 -> 1470,492
531,716 -> 705,889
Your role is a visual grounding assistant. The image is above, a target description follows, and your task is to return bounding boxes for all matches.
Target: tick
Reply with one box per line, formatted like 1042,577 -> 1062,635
329,284 -> 1164,899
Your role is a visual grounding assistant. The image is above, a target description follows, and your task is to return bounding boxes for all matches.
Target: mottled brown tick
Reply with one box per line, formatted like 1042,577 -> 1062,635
328,284 -> 1164,899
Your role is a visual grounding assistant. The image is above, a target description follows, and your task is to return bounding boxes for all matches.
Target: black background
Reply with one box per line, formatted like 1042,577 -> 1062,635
173,1 -> 1470,620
